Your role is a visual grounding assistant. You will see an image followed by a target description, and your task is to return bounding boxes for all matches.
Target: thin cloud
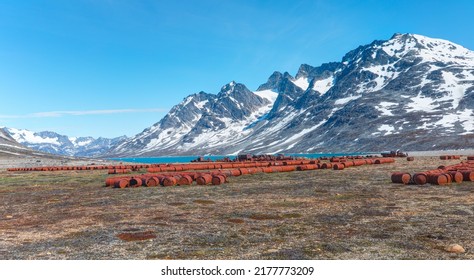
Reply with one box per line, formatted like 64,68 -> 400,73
0,108 -> 168,119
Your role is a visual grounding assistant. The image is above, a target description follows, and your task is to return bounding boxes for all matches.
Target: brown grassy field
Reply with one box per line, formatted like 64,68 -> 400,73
1,156 -> 473,259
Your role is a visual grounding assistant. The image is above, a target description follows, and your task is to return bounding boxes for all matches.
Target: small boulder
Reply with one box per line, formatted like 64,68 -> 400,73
445,244 -> 465,253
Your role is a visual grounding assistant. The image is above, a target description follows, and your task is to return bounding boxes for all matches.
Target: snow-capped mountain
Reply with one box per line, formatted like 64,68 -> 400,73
5,128 -> 127,157
0,127 -> 33,156
108,33 -> 474,156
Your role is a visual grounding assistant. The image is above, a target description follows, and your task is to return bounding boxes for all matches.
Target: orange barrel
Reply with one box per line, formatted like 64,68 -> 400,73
413,173 -> 428,185
229,169 -> 242,176
447,171 -> 463,183
114,178 -> 129,188
129,177 -> 143,188
261,167 -> 273,173
238,168 -> 250,175
427,173 -> 450,185
173,166 -> 184,171
105,177 -> 118,187
272,166 -> 283,172
352,159 -> 366,166
145,176 -> 160,187
391,172 -> 411,184
218,170 -> 233,177
281,165 -> 296,172
196,174 -> 213,185
321,163 -> 333,169
212,175 -> 226,185
296,165 -> 308,171
162,176 -> 177,187
221,163 -> 233,169
306,164 -> 318,170
246,168 -> 257,174
343,161 -> 354,168
333,163 -> 345,170
177,174 -> 193,186
330,158 -> 340,162
459,171 -> 474,181
149,167 -> 162,173
467,156 -> 474,160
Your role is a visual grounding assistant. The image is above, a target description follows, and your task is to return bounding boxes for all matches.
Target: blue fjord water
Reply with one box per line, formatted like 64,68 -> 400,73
110,152 -> 377,164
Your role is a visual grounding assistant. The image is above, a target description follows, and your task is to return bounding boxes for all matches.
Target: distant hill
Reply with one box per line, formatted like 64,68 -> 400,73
4,127 -> 128,157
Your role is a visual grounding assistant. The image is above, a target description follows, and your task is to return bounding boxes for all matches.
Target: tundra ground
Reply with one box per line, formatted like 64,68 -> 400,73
1,156 -> 473,259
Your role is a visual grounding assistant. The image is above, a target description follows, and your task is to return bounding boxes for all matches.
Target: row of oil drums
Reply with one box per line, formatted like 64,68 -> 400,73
391,160 -> 474,185
6,164 -> 151,172
439,155 -> 462,160
7,155 -> 386,173
329,158 -> 395,170
105,158 -> 397,188
7,161 -> 323,173
105,172 -> 229,188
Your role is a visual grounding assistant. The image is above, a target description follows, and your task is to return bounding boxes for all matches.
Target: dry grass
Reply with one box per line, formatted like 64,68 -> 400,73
1,156 -> 474,259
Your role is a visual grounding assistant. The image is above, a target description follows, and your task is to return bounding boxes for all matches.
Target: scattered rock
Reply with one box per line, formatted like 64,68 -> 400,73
265,249 -> 279,253
445,244 -> 465,253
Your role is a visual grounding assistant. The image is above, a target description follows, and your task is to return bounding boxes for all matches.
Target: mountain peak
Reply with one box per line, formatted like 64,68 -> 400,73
220,81 -> 238,94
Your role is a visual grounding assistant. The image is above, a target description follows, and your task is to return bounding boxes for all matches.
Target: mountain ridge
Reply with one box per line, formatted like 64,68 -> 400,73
4,127 -> 127,157
79,33 -> 474,156
6,33 -> 472,157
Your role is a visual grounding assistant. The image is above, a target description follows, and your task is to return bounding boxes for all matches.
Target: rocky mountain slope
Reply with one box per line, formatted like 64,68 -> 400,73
4,128 -> 127,157
108,33 -> 474,156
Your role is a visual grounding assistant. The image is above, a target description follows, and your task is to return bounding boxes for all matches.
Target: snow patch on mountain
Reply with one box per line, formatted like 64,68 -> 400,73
8,128 -> 60,145
292,77 -> 309,91
312,76 -> 334,94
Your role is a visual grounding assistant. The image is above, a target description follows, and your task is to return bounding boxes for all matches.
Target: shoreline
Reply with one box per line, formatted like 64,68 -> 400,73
1,149 -> 474,169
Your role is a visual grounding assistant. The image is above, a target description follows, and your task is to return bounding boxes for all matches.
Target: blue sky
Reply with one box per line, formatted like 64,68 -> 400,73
1,0 -> 473,138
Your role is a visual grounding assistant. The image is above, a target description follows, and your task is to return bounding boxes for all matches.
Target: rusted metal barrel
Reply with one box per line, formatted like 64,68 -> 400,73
177,174 -> 193,185
212,175 -> 226,185
447,171 -> 463,183
352,160 -> 366,166
391,172 -> 411,184
114,178 -> 129,188
321,163 -> 333,169
413,173 -> 428,185
196,174 -> 213,185
427,173 -> 450,185
297,165 -> 308,171
270,166 -> 282,172
261,167 -> 273,173
333,163 -> 345,170
162,176 -> 177,187
229,169 -> 242,176
406,157 -> 414,161
374,158 -> 395,164
279,165 -> 295,172
145,176 -> 160,187
129,177 -> 143,188
460,171 -> 474,181
363,159 -> 373,164
343,161 -> 354,168
105,177 -> 118,187
238,168 -> 250,175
